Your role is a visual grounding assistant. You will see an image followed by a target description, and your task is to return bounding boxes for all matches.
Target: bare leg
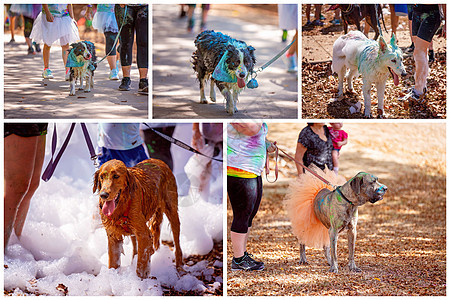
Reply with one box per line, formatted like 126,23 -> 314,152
14,135 -> 46,237
107,55 -> 117,70
61,44 -> 70,74
4,135 -> 39,250
43,44 -> 51,69
231,231 -> 247,258
412,36 -> 430,95
138,68 -> 148,80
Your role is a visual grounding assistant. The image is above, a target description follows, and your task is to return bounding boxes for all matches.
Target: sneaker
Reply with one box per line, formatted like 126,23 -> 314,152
407,43 -> 415,53
27,46 -> 36,55
402,88 -> 426,103
331,18 -> 341,25
305,21 -> 312,26
42,68 -> 54,79
231,252 -> 264,271
138,78 -> 148,92
8,38 -> 15,44
65,69 -> 70,81
109,68 -> 120,80
312,20 -> 324,26
286,55 -> 298,73
119,77 -> 131,91
33,42 -> 41,53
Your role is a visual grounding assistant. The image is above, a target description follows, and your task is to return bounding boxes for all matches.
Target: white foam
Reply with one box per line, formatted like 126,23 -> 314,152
4,123 -> 223,296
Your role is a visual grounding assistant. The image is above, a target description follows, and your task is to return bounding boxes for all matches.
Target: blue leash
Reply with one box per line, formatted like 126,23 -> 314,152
247,36 -> 297,89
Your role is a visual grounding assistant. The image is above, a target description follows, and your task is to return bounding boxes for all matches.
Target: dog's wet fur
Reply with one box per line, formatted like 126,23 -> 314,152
68,41 -> 97,96
192,30 -> 256,115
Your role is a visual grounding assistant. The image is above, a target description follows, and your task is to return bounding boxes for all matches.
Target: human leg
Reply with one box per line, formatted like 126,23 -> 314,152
14,135 -> 46,237
4,135 -> 39,249
332,149 -> 339,174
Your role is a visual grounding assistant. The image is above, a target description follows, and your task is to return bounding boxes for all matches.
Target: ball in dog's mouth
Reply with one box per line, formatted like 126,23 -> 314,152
388,67 -> 399,86
102,190 -> 121,217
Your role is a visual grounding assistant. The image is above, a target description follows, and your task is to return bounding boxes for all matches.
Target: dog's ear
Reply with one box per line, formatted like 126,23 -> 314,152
378,36 -> 388,53
93,169 -> 101,193
70,43 -> 77,49
247,46 -> 256,64
390,33 -> 398,50
126,169 -> 138,197
350,173 -> 364,195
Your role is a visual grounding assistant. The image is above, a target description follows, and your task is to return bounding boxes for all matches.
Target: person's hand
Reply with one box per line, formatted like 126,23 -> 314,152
46,13 -> 54,22
267,141 -> 277,153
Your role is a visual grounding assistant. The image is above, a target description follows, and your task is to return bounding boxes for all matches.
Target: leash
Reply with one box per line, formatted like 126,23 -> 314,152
96,5 -> 127,65
266,143 -> 336,188
42,123 -> 98,182
143,125 -> 223,163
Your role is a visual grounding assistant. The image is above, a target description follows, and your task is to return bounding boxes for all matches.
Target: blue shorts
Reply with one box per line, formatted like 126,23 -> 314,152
98,145 -> 148,167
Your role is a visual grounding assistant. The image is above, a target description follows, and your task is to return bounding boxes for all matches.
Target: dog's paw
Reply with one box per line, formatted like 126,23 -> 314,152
210,97 -> 216,103
299,260 -> 309,265
329,265 -> 339,273
69,92 -> 76,96
84,90 -> 91,93
349,266 -> 362,272
200,98 -> 208,104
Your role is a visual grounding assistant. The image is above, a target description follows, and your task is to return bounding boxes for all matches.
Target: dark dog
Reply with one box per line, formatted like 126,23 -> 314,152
67,41 -> 97,96
330,4 -> 386,40
192,30 -> 256,115
93,159 -> 182,279
286,169 -> 387,273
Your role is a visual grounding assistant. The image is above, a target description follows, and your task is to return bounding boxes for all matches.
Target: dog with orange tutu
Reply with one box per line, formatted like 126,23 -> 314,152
285,166 -> 387,273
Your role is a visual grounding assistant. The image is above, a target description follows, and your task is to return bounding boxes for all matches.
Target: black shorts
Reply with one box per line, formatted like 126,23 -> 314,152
4,123 -> 48,138
411,6 -> 442,43
228,175 -> 263,234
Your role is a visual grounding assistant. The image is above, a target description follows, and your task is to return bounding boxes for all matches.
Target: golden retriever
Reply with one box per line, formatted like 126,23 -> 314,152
93,159 -> 182,278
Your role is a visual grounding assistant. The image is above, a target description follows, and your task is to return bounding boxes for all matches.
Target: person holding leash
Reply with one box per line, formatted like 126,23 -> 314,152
403,4 -> 445,102
295,123 -> 334,176
228,123 -> 276,271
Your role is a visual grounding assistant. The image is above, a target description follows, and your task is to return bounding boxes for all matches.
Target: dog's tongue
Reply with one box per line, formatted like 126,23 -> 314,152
237,77 -> 246,88
102,200 -> 115,217
389,68 -> 399,86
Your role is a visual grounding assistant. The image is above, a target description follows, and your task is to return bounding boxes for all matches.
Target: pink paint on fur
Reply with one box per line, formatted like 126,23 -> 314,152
285,166 -> 346,248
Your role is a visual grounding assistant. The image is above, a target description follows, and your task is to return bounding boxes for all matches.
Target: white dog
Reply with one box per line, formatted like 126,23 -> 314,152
332,31 -> 407,118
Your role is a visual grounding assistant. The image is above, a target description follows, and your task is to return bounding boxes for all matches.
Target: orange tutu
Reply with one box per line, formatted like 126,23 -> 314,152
285,166 -> 346,248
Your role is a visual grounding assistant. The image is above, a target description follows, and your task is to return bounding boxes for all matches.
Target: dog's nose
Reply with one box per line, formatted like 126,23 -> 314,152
100,191 -> 109,199
238,73 -> 246,78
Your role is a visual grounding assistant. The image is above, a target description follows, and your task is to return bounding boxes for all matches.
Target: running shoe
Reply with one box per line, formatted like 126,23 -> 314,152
42,68 -> 54,79
231,252 -> 264,271
138,78 -> 148,93
119,77 -> 131,91
109,68 -> 120,80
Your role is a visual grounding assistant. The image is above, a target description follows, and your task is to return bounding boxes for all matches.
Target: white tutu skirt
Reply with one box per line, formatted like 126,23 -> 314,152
30,12 -> 80,46
92,11 -> 118,33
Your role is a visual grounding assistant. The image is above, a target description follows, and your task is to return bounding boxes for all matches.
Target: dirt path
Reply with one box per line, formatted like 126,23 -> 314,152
4,34 -> 148,119
301,5 -> 447,119
152,4 -> 298,119
227,123 -> 446,296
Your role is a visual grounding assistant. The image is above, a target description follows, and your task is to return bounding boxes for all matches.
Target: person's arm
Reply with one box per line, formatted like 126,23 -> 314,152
265,138 -> 276,153
43,5 -> 54,22
192,123 -> 203,151
231,123 -> 262,136
337,138 -> 348,147
294,142 -> 307,176
68,4 -> 74,19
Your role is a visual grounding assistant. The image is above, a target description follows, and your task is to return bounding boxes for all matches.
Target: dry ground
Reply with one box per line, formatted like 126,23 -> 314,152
227,123 -> 446,296
301,4 -> 446,119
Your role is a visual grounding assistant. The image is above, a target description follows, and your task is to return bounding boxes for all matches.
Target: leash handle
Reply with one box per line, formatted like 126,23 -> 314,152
146,126 -> 223,163
265,142 -> 278,183
42,123 -> 76,182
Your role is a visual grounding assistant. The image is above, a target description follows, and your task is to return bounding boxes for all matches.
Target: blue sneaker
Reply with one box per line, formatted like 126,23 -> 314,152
109,68 -> 119,80
287,55 -> 298,73
42,68 -> 54,79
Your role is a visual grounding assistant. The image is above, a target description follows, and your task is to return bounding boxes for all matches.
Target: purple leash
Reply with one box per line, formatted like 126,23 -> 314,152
41,123 -> 98,182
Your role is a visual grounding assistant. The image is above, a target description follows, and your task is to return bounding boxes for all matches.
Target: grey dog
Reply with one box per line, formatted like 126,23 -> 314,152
299,172 -> 387,273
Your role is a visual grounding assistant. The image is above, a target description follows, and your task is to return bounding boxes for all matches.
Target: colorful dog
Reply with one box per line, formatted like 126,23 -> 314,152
332,31 -> 407,118
286,166 -> 387,273
192,30 -> 256,115
93,159 -> 182,278
67,41 -> 97,96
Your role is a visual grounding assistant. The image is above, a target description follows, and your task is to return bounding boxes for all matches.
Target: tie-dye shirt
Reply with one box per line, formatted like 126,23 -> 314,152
227,123 -> 268,176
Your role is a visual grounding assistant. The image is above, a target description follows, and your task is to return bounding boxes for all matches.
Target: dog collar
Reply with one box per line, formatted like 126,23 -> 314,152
336,186 -> 354,205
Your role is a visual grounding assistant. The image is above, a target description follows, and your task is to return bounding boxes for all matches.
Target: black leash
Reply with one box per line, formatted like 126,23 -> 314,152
42,123 -> 98,182
144,125 -> 223,163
